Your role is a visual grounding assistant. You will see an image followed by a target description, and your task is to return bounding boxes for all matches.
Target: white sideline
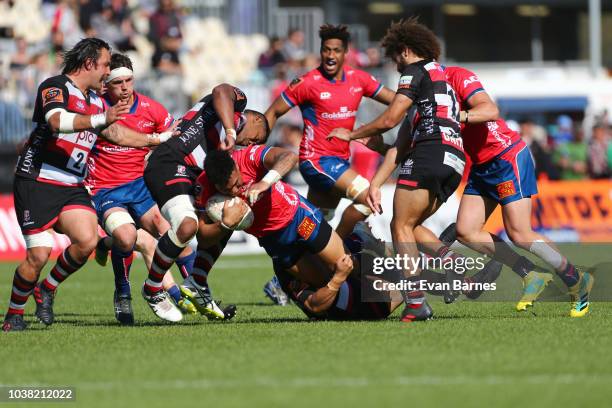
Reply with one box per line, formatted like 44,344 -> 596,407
3,373 -> 611,390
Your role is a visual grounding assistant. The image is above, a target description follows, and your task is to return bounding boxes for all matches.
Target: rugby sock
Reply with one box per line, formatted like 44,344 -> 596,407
167,285 -> 182,304
144,233 -> 184,295
511,256 -> 536,278
435,245 -> 465,274
42,248 -> 85,291
175,251 -> 196,279
7,270 -> 36,316
557,262 -> 580,288
403,290 -> 425,305
192,236 -> 230,287
111,246 -> 134,297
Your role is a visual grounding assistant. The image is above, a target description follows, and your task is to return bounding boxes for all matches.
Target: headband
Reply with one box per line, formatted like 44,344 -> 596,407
106,67 -> 133,83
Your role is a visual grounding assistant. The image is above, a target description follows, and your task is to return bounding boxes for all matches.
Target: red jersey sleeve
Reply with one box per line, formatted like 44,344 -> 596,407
150,99 -> 174,132
280,76 -> 308,108
232,145 -> 271,180
449,67 -> 485,103
356,69 -> 383,98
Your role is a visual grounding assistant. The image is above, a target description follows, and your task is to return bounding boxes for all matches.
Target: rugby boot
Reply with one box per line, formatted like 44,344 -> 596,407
114,291 -> 134,325
516,271 -> 553,311
569,268 -> 594,318
141,286 -> 183,322
181,276 -> 226,320
400,300 -> 434,322
34,283 -> 55,326
263,275 -> 289,306
2,314 -> 27,332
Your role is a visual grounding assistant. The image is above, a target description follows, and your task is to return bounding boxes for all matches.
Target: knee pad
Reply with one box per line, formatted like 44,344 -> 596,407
23,231 -> 54,249
161,195 -> 198,246
346,174 -> 370,202
104,211 -> 135,235
320,208 -> 336,222
353,203 -> 372,217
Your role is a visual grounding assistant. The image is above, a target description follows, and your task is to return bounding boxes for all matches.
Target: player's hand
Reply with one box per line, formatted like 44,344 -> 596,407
327,128 -> 352,141
106,99 -> 130,124
220,128 -> 236,151
245,180 -> 270,205
169,119 -> 182,137
334,254 -> 353,278
221,197 -> 248,229
366,185 -> 383,214
355,134 -> 386,154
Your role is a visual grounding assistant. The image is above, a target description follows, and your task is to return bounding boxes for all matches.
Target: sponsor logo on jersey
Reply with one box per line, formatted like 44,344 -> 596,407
320,92 -> 331,100
76,100 -> 85,111
297,216 -> 316,240
496,180 -> 516,199
463,75 -> 479,88
399,159 -> 413,175
42,87 -> 63,106
138,120 -> 155,130
23,210 -> 30,223
141,101 -> 150,107
349,86 -> 362,96
321,107 -> 356,120
398,75 -> 413,89
176,165 -> 187,176
289,77 -> 304,90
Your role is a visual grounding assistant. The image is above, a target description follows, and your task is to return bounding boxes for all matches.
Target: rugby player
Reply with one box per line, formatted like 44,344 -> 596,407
329,18 -> 465,321
141,84 -> 269,322
193,149 -> 497,320
444,66 -> 593,317
264,24 -> 395,239
87,53 -> 196,325
192,145 -> 355,315
3,38 -> 167,332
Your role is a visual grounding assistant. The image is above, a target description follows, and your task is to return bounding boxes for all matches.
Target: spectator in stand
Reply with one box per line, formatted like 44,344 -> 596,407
9,36 -> 29,71
346,41 -> 369,68
148,0 -> 183,74
258,36 -> 286,69
520,119 -> 559,180
553,126 -> 588,180
282,28 -> 305,63
588,123 -> 611,179
551,114 -> 574,145
365,46 -> 383,68
90,0 -> 137,51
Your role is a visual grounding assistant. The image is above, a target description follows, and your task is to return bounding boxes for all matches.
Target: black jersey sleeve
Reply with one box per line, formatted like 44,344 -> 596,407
33,76 -> 69,123
395,65 -> 424,101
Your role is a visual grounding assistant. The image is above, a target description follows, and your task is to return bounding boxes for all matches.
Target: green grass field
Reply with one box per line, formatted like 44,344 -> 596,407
1,254 -> 612,408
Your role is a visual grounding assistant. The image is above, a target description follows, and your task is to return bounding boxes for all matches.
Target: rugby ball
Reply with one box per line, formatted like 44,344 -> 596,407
205,193 -> 254,231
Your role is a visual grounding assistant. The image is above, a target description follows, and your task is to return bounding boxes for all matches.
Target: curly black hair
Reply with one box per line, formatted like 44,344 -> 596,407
319,24 -> 350,49
381,17 -> 440,61
61,37 -> 111,75
204,149 -> 236,188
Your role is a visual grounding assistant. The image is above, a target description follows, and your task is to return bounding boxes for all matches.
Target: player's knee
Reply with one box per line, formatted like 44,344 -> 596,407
390,217 -> 411,240
25,247 -> 51,271
72,230 -> 98,256
456,222 -> 477,243
176,217 -> 198,244
112,225 -> 137,252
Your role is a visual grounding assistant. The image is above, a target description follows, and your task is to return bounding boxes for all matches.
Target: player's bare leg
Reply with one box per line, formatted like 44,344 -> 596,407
501,198 -> 591,316
33,209 -> 98,326
391,187 -> 440,322
139,205 -> 195,280
332,168 -> 373,239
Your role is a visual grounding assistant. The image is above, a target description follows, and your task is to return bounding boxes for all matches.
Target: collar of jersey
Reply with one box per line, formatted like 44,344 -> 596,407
318,66 -> 346,84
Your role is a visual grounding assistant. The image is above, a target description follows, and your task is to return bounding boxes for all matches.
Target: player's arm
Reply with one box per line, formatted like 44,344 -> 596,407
371,86 -> 396,105
329,93 -> 413,141
301,254 -> 353,314
460,91 -> 499,124
246,147 -> 298,205
264,95 -> 292,131
46,99 -> 130,134
211,83 -> 241,150
101,121 -> 176,147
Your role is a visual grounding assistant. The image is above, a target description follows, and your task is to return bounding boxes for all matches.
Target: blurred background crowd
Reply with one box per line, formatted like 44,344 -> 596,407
0,0 -> 611,192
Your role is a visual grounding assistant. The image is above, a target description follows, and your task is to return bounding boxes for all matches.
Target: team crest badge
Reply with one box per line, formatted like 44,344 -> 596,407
297,216 -> 316,240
